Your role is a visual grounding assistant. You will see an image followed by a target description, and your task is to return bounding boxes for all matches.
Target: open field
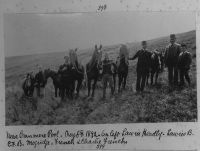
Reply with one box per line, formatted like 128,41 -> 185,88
5,30 -> 197,125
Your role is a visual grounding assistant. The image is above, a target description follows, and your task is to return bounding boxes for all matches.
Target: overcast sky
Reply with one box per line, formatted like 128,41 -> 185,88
4,11 -> 195,57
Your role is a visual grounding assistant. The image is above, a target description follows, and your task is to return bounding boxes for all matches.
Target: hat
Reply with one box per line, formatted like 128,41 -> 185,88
142,41 -> 147,45
170,34 -> 176,39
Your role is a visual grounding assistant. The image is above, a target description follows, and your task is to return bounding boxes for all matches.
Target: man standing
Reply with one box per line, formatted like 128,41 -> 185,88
164,34 -> 181,86
178,43 -> 192,86
129,41 -> 151,92
102,53 -> 114,99
35,65 -> 46,98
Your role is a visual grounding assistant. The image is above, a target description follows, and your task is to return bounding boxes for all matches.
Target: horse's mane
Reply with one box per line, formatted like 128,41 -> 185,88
88,49 -> 102,69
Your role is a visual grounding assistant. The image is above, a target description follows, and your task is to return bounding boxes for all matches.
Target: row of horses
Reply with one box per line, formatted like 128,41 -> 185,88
22,50 -> 164,99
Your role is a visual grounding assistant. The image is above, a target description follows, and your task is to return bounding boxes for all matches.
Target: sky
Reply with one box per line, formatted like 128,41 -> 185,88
4,11 -> 195,57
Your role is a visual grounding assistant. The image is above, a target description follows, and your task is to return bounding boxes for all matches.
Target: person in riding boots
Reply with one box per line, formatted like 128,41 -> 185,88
129,41 -> 152,92
35,65 -> 46,97
102,52 -> 114,99
178,43 -> 192,86
164,34 -> 181,86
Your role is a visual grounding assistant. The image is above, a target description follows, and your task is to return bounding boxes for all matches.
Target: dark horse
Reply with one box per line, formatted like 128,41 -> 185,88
86,61 -> 102,97
112,62 -> 118,92
44,68 -> 62,97
22,73 -> 35,97
117,55 -> 128,92
44,67 -> 74,99
146,50 -> 162,85
70,63 -> 85,97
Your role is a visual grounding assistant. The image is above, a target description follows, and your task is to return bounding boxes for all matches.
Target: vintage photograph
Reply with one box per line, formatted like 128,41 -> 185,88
4,11 -> 197,125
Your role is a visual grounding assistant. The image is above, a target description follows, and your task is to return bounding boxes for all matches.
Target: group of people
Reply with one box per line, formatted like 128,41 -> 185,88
23,34 -> 192,99
129,34 -> 192,92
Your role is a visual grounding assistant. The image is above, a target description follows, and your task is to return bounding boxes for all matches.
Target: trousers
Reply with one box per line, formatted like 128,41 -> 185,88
102,74 -> 114,98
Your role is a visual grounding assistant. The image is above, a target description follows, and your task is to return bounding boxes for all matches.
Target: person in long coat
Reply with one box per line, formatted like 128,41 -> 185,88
164,34 -> 181,86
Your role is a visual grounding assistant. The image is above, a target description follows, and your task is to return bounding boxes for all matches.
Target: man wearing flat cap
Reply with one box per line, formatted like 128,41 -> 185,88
129,41 -> 151,92
164,34 -> 181,86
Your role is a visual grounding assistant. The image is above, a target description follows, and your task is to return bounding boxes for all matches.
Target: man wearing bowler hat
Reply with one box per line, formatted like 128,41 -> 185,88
164,34 -> 181,86
129,41 -> 151,92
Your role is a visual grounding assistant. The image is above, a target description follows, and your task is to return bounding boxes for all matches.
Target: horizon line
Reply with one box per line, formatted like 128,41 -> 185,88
5,29 -> 195,58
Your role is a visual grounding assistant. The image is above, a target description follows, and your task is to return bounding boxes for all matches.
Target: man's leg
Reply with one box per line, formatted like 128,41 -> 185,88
174,66 -> 179,86
108,75 -> 114,96
141,71 -> 147,91
168,66 -> 173,85
102,75 -> 108,98
179,69 -> 184,86
36,86 -> 40,97
184,69 -> 191,85
136,71 -> 142,92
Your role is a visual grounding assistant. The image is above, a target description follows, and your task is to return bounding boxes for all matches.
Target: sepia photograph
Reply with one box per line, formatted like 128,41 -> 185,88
4,11 -> 197,125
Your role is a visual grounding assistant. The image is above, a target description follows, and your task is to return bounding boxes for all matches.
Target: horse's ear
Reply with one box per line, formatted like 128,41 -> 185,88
95,44 -> 98,50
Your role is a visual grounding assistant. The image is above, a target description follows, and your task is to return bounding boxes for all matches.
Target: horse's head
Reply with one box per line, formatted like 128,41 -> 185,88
44,68 -> 57,79
120,55 -> 126,64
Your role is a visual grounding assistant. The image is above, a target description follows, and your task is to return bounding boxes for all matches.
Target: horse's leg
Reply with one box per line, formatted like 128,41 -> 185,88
92,79 -> 97,97
30,86 -> 34,97
58,88 -> 61,97
118,74 -> 122,93
60,88 -> 64,100
113,75 -> 116,93
155,70 -> 159,84
151,70 -> 154,85
76,79 -> 82,97
87,79 -> 91,97
146,71 -> 149,86
55,86 -> 57,97
123,74 -> 128,90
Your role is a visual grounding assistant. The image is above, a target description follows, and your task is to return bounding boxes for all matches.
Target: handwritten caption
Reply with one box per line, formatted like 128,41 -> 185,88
7,128 -> 193,149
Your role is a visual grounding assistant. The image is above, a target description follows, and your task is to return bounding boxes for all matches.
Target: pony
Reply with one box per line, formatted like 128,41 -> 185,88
22,73 -> 35,97
117,55 -> 129,92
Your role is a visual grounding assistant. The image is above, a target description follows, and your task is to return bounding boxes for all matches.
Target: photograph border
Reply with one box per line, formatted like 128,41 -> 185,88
0,0 -> 200,150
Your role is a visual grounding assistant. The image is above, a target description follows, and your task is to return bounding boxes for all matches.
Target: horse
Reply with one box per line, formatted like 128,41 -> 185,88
43,68 -> 62,97
86,45 -> 103,97
146,50 -> 162,85
86,61 -> 102,97
22,73 -> 35,97
70,63 -> 85,97
117,55 -> 129,92
112,62 -> 118,92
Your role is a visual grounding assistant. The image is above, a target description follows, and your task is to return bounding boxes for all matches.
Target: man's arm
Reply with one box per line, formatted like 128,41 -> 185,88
129,50 -> 139,60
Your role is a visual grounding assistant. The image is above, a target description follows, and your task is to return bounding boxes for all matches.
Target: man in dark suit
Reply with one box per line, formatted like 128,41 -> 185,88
164,34 -> 181,86
129,41 -> 151,92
